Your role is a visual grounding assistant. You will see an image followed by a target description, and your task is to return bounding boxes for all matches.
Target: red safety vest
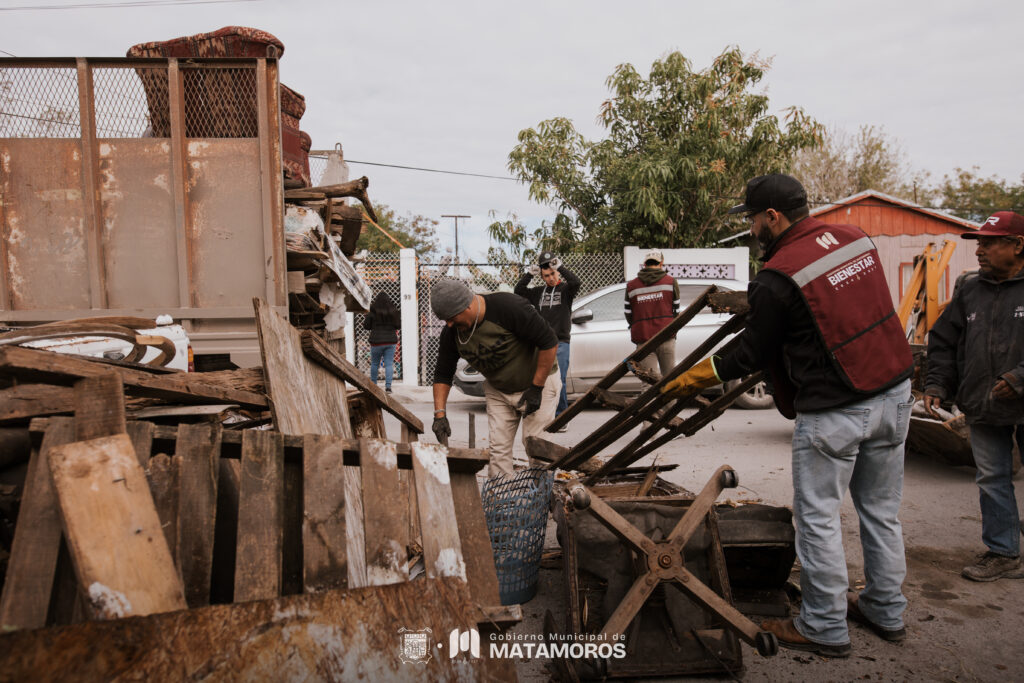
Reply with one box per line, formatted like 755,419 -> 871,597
626,273 -> 677,343
764,217 -> 912,399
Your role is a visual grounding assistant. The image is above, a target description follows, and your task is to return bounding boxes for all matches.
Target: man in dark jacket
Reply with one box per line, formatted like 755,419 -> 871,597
924,211 -> 1024,582
514,251 -> 581,419
624,250 -> 681,378
662,174 -> 913,657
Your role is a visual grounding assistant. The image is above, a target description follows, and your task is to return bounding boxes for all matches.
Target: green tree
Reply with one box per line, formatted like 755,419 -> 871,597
935,167 -> 1024,223
355,203 -> 442,258
491,48 -> 823,251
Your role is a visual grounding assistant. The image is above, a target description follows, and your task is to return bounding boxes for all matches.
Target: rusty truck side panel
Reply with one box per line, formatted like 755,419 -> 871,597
0,57 -> 286,367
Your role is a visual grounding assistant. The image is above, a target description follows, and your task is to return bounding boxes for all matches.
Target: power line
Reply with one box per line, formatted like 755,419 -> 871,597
344,158 -> 516,181
0,0 -> 259,10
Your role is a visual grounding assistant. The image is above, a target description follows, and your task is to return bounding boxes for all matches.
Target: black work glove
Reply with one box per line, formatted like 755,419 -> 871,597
432,415 -> 451,443
517,384 -> 544,416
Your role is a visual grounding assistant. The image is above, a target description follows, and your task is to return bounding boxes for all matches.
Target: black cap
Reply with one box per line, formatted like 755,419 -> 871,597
728,174 -> 807,215
538,251 -> 556,266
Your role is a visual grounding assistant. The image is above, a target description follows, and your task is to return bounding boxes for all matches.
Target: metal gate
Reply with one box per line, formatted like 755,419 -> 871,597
416,254 -> 624,385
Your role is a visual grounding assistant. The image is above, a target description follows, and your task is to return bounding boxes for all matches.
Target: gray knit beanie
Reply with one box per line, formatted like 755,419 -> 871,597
430,279 -> 474,320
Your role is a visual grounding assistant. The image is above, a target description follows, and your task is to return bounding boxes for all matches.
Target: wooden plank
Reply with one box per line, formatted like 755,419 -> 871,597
358,439 -> 408,586
302,434 -> 348,593
0,418 -> 75,630
210,459 -> 240,605
252,298 -> 352,438
0,346 -> 267,408
300,329 -> 423,434
175,423 -> 221,607
73,374 -> 126,440
47,433 -> 187,619
30,418 -> 492,474
400,425 -> 422,547
0,384 -> 75,423
0,578 -> 515,682
349,394 -> 387,438
345,466 -> 367,588
450,472 -> 501,609
280,461 -> 304,597
125,420 -> 155,467
234,430 -> 284,602
411,443 -> 466,581
144,453 -> 179,571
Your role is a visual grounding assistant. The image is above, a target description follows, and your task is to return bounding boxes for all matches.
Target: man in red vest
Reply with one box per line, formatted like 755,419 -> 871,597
662,174 -> 913,657
624,250 -> 681,379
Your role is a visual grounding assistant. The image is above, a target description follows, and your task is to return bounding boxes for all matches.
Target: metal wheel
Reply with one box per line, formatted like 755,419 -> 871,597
755,631 -> 779,657
720,468 -> 738,489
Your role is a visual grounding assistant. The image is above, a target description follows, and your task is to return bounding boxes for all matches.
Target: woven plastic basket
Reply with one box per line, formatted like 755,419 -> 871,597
481,468 -> 554,605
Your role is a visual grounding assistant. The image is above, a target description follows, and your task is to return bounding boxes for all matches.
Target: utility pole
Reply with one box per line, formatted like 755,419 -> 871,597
441,214 -> 470,278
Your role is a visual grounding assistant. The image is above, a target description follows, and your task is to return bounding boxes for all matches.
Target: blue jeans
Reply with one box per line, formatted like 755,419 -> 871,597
369,344 -> 395,388
969,423 -> 1024,557
791,379 -> 912,645
556,341 -> 570,416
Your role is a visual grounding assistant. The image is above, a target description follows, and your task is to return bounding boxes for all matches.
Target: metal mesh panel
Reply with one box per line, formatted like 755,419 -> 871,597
181,65 -> 258,138
416,253 -> 623,384
93,67 -> 166,138
354,253 -> 404,382
0,66 -> 81,138
309,153 -> 327,186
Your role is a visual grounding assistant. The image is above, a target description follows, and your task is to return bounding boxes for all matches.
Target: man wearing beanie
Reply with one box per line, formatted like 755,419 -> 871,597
430,278 -> 560,477
924,211 -> 1024,582
661,173 -> 913,657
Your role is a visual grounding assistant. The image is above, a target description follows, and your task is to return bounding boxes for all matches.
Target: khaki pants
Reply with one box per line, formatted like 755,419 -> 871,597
482,371 -> 561,478
635,338 -> 676,380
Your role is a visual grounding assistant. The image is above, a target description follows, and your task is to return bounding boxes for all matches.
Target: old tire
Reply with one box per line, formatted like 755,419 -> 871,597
727,378 -> 775,410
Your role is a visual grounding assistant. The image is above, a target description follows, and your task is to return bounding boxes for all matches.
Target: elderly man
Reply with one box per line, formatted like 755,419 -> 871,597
662,174 -> 913,657
924,211 -> 1024,582
514,251 -> 581,419
624,249 -> 681,379
430,278 -> 560,477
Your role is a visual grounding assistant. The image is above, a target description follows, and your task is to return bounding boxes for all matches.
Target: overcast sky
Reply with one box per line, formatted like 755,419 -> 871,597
2,0 -> 1021,259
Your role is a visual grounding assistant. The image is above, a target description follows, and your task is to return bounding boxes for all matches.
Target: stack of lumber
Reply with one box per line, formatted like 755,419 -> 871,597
284,177 -> 377,329
0,300 -> 518,680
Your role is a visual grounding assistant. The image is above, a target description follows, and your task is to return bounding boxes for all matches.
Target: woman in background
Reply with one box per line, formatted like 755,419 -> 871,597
364,292 -> 401,393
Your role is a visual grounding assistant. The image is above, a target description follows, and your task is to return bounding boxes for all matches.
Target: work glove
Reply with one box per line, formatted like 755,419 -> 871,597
517,384 -> 544,416
528,264 -> 541,277
432,415 -> 451,443
547,257 -> 562,270
660,357 -> 721,399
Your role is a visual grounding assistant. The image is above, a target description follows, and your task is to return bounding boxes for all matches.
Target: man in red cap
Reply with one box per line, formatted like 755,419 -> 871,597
924,211 -> 1024,582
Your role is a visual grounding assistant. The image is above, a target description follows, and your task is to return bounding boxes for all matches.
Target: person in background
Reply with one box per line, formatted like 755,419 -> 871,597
514,251 -> 581,424
624,250 -> 681,379
663,173 -> 913,657
364,292 -> 401,394
924,211 -> 1024,582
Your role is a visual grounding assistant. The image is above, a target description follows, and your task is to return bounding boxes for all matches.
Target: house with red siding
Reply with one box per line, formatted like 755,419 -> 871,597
811,190 -> 980,306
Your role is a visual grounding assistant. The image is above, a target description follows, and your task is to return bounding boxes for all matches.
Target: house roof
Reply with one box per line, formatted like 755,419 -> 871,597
810,190 -> 980,235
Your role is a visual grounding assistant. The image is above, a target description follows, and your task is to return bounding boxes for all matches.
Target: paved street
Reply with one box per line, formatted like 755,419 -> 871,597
388,385 -> 1024,681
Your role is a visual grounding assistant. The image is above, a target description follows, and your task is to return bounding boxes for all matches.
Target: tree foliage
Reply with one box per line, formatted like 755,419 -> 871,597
791,125 -> 929,205
355,203 -> 442,258
491,48 -> 823,251
934,167 -> 1024,223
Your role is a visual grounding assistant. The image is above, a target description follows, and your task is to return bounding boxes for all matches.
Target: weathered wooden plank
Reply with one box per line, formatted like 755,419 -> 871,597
253,298 -> 353,439
411,443 -> 466,581
47,433 -> 187,619
126,420 -> 155,467
234,430 -> 284,602
144,453 -> 179,571
301,329 -> 423,434
210,459 -> 240,605
0,384 -> 75,423
450,472 -> 501,610
349,394 -> 387,438
344,466 -> 367,589
0,346 -> 267,408
301,434 -> 348,593
73,373 -> 126,440
0,418 -> 75,630
175,423 -> 221,607
29,418 -> 491,473
359,439 -> 408,586
0,578 -> 514,682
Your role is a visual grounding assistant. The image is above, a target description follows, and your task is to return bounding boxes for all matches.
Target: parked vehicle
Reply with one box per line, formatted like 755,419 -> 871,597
453,279 -> 773,409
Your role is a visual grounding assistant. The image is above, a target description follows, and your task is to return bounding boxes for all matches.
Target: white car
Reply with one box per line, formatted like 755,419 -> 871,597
454,279 -> 773,409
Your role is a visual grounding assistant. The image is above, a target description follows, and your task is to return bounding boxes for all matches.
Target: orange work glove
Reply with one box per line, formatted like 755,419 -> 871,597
660,357 -> 721,399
